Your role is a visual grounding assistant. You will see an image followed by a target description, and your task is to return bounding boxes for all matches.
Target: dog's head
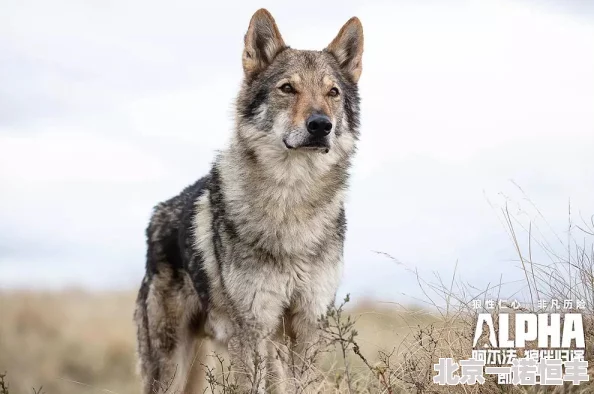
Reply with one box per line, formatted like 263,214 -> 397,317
236,9 -> 363,159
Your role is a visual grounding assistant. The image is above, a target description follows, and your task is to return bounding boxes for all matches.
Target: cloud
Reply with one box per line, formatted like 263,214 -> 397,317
0,0 -> 592,302
0,130 -> 168,183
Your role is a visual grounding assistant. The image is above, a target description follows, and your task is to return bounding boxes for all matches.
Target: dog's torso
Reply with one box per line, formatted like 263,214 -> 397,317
144,144 -> 348,347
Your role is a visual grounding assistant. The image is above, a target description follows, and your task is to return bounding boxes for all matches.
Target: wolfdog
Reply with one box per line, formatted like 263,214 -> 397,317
134,8 -> 363,393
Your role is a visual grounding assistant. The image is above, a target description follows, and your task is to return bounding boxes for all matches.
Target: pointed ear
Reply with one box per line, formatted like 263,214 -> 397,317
242,9 -> 286,78
326,17 -> 364,83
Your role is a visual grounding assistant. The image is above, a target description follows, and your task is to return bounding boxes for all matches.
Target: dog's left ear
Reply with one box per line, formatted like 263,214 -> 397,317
325,17 -> 364,83
243,9 -> 286,79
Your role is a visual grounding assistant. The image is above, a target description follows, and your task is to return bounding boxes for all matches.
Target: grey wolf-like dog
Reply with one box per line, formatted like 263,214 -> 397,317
134,8 -> 363,393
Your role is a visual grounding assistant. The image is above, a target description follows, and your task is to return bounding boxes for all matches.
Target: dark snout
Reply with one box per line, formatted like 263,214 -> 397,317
306,114 -> 332,138
284,113 -> 333,153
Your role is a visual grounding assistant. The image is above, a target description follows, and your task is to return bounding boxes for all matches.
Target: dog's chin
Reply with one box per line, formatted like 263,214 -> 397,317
283,138 -> 331,154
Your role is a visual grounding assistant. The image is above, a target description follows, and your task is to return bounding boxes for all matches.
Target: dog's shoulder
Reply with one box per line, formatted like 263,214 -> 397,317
147,177 -> 210,240
144,176 -> 210,275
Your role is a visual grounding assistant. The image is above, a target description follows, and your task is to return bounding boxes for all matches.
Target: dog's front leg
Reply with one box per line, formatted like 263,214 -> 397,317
284,309 -> 325,394
222,267 -> 287,393
284,258 -> 342,393
228,328 -> 269,393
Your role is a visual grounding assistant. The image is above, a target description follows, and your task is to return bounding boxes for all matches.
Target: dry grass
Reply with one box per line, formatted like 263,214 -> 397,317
0,290 -> 440,394
0,200 -> 592,393
0,288 -> 590,393
0,290 -> 138,394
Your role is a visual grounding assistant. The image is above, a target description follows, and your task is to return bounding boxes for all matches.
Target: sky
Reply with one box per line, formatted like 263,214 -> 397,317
0,0 -> 593,305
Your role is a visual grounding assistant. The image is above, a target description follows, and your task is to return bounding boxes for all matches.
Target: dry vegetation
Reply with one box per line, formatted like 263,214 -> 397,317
0,291 -> 138,394
0,290 -> 440,394
1,202 -> 592,393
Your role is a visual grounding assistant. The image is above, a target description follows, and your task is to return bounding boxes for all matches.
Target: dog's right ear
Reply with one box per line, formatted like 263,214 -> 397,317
242,9 -> 286,79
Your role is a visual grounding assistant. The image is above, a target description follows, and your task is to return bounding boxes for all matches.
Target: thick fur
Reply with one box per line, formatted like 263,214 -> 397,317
134,9 -> 363,394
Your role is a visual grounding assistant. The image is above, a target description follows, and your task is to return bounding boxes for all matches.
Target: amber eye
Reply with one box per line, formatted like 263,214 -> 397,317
328,87 -> 340,97
279,83 -> 295,94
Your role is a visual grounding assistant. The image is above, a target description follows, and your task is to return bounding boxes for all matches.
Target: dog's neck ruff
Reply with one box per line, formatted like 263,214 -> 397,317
225,134 -> 347,192
214,138 -> 348,257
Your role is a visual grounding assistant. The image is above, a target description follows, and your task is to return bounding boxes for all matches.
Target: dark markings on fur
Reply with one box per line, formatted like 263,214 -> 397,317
238,53 -> 289,126
240,86 -> 269,121
234,130 -> 260,166
145,177 -> 212,304
136,177 -> 214,384
342,84 -> 359,137
179,176 -> 211,308
164,229 -> 183,274
245,146 -> 259,165
207,164 -> 235,304
336,207 -> 347,243
208,166 -> 225,272
321,52 -> 361,137
210,165 -> 238,241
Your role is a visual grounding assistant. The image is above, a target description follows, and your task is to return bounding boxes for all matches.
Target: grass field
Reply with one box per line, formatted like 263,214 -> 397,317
1,289 -> 591,393
0,290 -> 442,394
1,207 -> 592,393
0,290 -> 139,394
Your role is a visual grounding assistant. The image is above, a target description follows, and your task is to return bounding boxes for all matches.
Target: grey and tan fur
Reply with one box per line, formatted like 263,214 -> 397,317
134,8 -> 363,393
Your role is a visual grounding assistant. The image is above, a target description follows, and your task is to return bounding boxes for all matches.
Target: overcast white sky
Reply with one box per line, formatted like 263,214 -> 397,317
1,0 -> 593,304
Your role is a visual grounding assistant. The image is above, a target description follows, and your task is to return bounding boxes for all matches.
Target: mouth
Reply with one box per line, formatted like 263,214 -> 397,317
283,138 -> 330,154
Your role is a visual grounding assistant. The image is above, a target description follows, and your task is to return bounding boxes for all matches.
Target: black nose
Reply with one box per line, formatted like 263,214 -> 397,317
306,114 -> 332,137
